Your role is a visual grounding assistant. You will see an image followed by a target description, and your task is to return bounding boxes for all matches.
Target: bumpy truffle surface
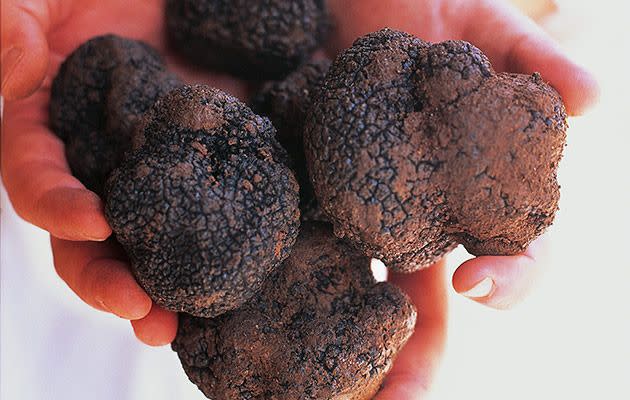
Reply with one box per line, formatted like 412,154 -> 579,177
305,29 -> 568,272
165,0 -> 330,79
173,223 -> 416,400
50,34 -> 181,195
251,60 -> 331,220
105,85 -> 301,317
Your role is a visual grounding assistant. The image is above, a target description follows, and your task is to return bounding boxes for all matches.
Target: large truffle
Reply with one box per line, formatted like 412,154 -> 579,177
105,85 -> 301,317
173,223 -> 416,400
304,29 -> 568,272
50,34 -> 181,195
165,0 -> 330,79
251,59 -> 331,220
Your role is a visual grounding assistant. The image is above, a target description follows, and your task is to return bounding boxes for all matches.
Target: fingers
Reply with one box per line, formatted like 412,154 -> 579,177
50,236 -> 152,320
461,0 -> 599,115
452,238 -> 544,310
50,236 -> 178,346
131,304 -> 179,347
1,0 -> 53,99
375,259 -> 448,399
326,0 -> 599,116
2,95 -> 112,241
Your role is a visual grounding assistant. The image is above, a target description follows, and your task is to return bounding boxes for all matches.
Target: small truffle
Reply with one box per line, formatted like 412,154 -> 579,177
165,0 -> 330,79
105,85 -> 301,317
251,59 -> 331,220
50,34 -> 181,195
172,223 -> 416,400
304,29 -> 568,272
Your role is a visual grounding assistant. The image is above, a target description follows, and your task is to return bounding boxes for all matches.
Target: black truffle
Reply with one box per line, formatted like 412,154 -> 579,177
165,0 -> 330,79
105,85 -> 301,317
172,222 -> 416,400
304,29 -> 567,272
251,59 -> 331,220
50,34 -> 181,195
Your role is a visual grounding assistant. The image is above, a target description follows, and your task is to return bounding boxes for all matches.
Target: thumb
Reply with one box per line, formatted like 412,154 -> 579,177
1,0 -> 56,100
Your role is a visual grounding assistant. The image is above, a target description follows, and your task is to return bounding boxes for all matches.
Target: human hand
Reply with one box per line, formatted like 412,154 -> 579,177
1,0 -> 248,346
323,1 -> 597,398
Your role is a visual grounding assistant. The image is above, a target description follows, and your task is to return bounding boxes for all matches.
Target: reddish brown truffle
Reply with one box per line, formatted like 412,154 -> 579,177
304,29 -> 568,272
105,85 -> 300,317
251,60 -> 331,220
165,0 -> 330,79
50,34 -> 181,195
172,223 -> 416,400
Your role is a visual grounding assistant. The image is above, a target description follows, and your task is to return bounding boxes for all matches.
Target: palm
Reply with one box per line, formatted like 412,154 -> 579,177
48,0 -> 246,97
2,0 -> 598,399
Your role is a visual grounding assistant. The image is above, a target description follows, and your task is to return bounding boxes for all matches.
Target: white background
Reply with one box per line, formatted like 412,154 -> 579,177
2,0 -> 629,399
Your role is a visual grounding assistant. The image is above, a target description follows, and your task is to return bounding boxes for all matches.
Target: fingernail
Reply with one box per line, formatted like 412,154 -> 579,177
460,277 -> 495,299
85,234 -> 110,242
1,47 -> 24,94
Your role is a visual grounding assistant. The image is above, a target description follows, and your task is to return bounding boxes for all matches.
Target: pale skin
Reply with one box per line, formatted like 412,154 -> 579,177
1,0 -> 598,398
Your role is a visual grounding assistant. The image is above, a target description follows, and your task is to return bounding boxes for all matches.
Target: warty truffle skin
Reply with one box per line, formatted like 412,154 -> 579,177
105,85 -> 301,318
49,34 -> 181,196
165,0 -> 330,79
172,222 -> 416,400
251,59 -> 332,220
304,29 -> 568,272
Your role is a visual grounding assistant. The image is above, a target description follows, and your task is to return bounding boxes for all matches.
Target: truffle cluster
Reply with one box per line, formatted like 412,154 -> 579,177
251,59 -> 332,220
50,35 -> 181,195
304,29 -> 568,272
49,21 -> 570,399
165,0 -> 330,79
106,85 -> 300,317
173,223 -> 416,400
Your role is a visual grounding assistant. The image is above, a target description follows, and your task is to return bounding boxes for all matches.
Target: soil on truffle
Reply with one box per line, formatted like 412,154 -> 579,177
50,34 -> 181,195
105,85 -> 301,317
251,59 -> 331,221
304,29 -> 567,272
165,0 -> 330,79
172,222 -> 416,400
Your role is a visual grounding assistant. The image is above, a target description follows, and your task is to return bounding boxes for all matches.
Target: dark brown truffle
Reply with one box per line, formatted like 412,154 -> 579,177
105,85 -> 301,317
304,29 -> 568,272
49,34 -> 181,196
172,223 -> 416,400
251,59 -> 331,220
165,0 -> 330,79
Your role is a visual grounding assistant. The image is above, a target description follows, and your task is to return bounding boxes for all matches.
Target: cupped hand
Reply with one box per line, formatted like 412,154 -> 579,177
326,0 -> 598,310
326,1 -> 598,398
2,0 -> 597,390
1,0 -> 247,346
